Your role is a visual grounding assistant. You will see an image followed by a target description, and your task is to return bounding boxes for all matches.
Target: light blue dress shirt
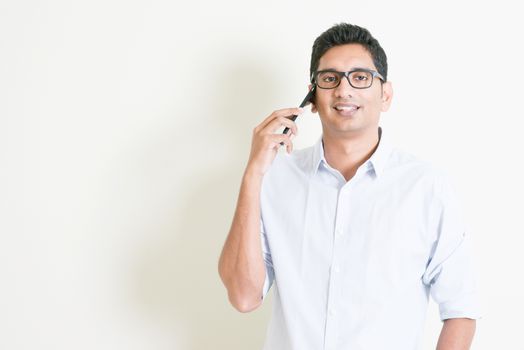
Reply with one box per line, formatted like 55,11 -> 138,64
259,127 -> 481,350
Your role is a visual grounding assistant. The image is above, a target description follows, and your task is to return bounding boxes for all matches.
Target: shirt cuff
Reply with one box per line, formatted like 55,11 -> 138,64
439,291 -> 483,321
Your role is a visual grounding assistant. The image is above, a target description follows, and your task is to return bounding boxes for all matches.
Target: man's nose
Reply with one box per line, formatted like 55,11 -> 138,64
334,75 -> 354,98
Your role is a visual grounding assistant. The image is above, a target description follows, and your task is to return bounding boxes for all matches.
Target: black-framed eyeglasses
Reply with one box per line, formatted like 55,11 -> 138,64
312,68 -> 385,89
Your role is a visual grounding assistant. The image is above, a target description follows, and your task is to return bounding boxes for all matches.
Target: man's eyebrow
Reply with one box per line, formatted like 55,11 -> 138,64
318,66 -> 373,71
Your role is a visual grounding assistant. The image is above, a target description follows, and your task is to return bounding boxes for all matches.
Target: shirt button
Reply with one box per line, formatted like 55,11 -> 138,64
334,266 -> 340,273
335,228 -> 343,237
329,309 -> 336,316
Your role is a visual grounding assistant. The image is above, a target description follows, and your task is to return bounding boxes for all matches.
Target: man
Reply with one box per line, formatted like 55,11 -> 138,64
218,23 -> 481,350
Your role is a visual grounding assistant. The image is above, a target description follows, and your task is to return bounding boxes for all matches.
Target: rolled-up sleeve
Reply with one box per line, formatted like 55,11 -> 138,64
422,175 -> 482,321
260,218 -> 274,300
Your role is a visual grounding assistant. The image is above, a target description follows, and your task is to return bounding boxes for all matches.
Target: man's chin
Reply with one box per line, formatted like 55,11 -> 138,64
323,121 -> 378,136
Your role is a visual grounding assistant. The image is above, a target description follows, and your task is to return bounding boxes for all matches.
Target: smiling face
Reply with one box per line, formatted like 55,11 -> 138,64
310,43 -> 393,138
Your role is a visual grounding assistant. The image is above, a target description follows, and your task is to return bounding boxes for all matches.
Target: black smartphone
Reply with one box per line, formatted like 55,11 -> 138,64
280,85 -> 316,146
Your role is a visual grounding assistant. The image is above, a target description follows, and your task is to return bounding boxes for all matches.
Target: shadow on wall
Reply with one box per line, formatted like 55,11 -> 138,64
128,52 -> 281,349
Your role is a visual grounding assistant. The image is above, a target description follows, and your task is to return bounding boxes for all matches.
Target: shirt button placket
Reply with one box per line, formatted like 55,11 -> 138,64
324,191 -> 346,350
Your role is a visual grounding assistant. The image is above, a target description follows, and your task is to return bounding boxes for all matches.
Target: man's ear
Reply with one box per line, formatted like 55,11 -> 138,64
308,84 -> 318,113
380,81 -> 393,112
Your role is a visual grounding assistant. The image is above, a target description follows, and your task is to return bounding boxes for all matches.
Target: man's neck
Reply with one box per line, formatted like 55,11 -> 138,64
322,128 -> 380,182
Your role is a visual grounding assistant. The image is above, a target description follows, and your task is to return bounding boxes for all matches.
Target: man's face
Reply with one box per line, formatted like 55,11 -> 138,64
310,43 -> 393,137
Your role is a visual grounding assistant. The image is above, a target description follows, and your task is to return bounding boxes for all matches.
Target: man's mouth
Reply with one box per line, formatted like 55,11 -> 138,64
333,103 -> 360,115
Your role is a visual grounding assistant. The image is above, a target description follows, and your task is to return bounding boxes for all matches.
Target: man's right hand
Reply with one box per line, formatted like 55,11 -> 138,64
245,107 -> 303,177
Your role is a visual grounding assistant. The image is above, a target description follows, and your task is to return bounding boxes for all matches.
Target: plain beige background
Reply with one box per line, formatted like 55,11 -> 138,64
1,0 -> 523,349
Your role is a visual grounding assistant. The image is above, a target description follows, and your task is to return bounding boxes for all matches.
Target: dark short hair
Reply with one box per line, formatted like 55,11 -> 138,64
310,23 -> 388,82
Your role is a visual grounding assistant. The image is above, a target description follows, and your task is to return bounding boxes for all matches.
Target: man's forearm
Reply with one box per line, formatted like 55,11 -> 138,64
436,318 -> 476,350
218,170 -> 266,312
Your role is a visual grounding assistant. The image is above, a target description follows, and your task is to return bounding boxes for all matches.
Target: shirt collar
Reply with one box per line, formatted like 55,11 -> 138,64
310,127 -> 393,179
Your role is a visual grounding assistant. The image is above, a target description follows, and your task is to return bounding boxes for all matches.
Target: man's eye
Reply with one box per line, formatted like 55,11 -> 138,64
354,74 -> 368,81
322,75 -> 337,82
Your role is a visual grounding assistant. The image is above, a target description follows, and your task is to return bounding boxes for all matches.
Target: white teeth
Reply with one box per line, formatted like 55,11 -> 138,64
335,106 -> 358,111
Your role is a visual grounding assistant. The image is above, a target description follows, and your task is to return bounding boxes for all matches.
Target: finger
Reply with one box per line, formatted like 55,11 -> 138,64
287,134 -> 295,153
265,116 -> 298,136
257,107 -> 304,131
273,134 -> 293,153
282,125 -> 294,136
273,107 -> 304,119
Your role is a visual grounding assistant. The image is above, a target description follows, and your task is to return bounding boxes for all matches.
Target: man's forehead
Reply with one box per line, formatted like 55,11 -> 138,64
318,44 -> 376,71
